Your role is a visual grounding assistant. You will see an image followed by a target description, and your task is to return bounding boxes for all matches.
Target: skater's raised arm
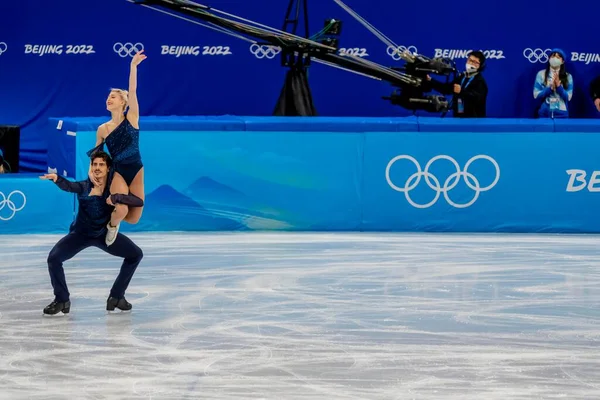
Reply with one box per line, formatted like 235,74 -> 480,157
126,50 -> 146,129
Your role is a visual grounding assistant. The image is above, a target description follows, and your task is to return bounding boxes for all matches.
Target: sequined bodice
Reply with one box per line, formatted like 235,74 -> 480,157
105,117 -> 141,164
72,181 -> 113,237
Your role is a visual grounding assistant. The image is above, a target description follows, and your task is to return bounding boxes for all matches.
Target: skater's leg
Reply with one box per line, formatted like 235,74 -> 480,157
45,232 -> 91,314
105,172 -> 129,246
96,233 -> 143,311
47,232 -> 91,301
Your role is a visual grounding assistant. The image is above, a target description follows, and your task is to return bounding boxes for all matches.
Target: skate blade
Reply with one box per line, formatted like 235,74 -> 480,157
42,311 -> 69,317
106,309 -> 132,314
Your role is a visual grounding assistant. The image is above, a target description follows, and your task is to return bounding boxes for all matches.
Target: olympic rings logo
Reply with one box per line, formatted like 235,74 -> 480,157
249,44 -> 281,59
387,45 -> 418,61
0,42 -> 7,56
523,48 -> 552,63
385,155 -> 500,209
113,42 -> 144,58
0,190 -> 26,221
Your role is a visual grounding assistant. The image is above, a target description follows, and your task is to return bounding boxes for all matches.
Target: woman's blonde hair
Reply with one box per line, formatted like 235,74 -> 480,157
110,88 -> 129,110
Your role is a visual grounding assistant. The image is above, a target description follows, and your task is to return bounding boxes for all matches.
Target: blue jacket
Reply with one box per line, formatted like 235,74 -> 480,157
533,69 -> 573,118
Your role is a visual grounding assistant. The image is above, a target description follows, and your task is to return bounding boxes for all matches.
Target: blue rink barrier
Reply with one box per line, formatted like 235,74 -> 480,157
0,174 -> 73,234
36,116 -> 600,234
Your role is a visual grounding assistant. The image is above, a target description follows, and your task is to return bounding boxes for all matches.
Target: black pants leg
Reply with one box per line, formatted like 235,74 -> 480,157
96,233 -> 143,299
47,233 -> 93,302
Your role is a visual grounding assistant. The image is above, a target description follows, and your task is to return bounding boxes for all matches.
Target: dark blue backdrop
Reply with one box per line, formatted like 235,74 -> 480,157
1,0 -> 599,172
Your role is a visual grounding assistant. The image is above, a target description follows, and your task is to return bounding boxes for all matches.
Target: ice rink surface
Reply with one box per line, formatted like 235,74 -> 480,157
1,232 -> 599,399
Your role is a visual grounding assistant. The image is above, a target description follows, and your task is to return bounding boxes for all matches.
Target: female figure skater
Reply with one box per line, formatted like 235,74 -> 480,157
87,50 -> 147,246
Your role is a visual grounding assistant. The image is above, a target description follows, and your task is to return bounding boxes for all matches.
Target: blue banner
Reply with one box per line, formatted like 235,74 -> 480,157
1,0 -> 599,172
9,116 -> 600,234
74,126 -> 364,232
362,131 -> 600,232
0,174 -> 74,234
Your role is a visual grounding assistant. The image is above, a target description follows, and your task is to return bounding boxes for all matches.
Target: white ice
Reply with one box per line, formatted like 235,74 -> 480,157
1,232 -> 600,399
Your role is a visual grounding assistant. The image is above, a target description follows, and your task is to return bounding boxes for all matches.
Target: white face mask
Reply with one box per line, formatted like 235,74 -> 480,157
549,57 -> 562,68
465,63 -> 478,73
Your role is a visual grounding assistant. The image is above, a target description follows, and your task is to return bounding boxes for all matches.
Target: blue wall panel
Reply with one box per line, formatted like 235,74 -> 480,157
362,131 -> 600,232
0,174 -> 73,234
75,129 -> 364,232
4,116 -> 600,235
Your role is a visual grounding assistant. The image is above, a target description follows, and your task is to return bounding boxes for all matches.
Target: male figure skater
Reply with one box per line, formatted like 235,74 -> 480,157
39,151 -> 144,315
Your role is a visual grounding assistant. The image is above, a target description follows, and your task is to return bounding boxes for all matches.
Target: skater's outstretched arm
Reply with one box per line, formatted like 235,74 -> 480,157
40,174 -> 85,194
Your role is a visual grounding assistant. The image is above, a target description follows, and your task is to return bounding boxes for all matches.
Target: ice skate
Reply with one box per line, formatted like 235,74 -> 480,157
43,300 -> 71,315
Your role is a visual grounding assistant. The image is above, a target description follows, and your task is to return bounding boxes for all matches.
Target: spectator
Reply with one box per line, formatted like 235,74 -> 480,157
590,74 -> 600,113
0,149 -> 7,174
427,51 -> 488,118
533,48 -> 573,118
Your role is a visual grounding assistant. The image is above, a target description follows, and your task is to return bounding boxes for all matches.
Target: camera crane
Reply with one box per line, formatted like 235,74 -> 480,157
128,0 -> 457,113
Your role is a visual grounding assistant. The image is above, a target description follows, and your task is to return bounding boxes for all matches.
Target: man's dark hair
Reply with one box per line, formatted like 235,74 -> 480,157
90,151 -> 112,168
468,50 -> 486,72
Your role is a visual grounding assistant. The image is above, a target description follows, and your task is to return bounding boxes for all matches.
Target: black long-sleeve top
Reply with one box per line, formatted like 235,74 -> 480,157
53,176 -> 144,237
54,176 -> 114,238
429,73 -> 488,118
590,75 -> 600,101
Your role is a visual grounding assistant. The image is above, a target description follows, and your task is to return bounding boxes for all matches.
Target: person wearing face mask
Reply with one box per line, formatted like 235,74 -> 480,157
426,50 -> 488,118
533,48 -> 573,118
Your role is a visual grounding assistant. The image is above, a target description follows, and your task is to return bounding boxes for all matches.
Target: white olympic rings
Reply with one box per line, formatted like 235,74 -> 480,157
387,45 -> 418,61
0,42 -> 7,56
0,190 -> 26,221
113,42 -> 144,58
249,44 -> 281,59
523,48 -> 552,63
385,155 -> 500,209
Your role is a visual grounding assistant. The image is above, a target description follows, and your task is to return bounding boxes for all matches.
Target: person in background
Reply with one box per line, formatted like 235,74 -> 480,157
0,149 -> 8,173
533,48 -> 573,118
427,50 -> 488,118
590,74 -> 600,113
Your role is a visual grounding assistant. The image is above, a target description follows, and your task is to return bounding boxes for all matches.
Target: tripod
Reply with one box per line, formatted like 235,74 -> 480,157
273,0 -> 317,116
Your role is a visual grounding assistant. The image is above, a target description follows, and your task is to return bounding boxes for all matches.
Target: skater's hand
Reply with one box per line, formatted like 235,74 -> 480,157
131,50 -> 147,67
106,196 -> 114,206
91,176 -> 101,187
595,98 -> 600,112
88,168 -> 101,187
39,173 -> 57,182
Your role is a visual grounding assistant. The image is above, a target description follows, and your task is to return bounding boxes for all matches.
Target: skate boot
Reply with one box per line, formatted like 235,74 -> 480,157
43,300 -> 71,315
105,222 -> 119,246
106,296 -> 132,312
